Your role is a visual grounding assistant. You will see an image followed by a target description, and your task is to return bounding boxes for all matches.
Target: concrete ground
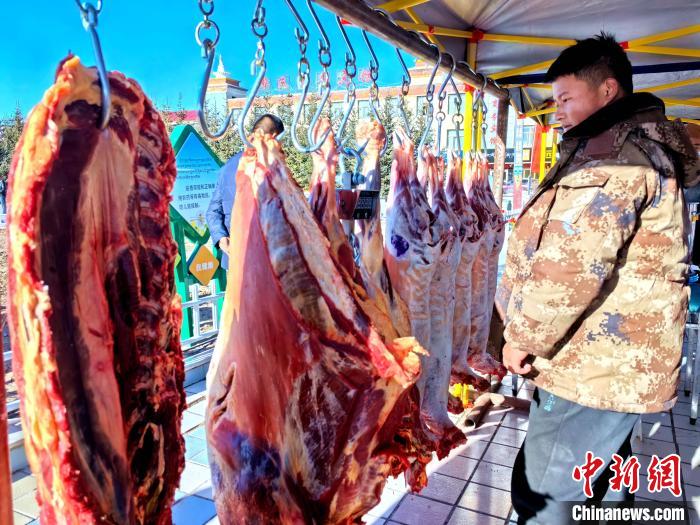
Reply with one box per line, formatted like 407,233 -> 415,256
10,372 -> 700,525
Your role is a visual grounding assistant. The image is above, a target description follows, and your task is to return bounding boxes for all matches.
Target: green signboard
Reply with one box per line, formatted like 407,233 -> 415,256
169,124 -> 227,342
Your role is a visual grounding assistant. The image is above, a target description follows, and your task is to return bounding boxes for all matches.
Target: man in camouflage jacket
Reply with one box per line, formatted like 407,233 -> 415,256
497,34 -> 699,523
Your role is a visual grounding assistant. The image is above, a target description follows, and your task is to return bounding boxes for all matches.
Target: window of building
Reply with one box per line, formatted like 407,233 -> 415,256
357,99 -> 371,119
331,101 -> 344,120
416,95 -> 428,116
386,97 -> 400,117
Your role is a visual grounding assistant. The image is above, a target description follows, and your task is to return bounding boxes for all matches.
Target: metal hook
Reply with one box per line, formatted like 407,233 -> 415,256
396,47 -> 412,133
435,53 -> 455,155
197,41 -> 236,140
285,0 -> 318,153
284,0 -> 310,44
75,0 -> 110,129
306,0 -> 331,62
418,43 -> 441,158
449,75 -> 464,153
470,74 -> 488,152
302,0 -> 332,151
237,1 -> 278,147
373,8 -> 411,134
339,138 -> 370,190
437,53 -> 455,107
361,29 -> 388,156
237,58 -> 268,148
335,15 -> 357,145
361,29 -> 380,119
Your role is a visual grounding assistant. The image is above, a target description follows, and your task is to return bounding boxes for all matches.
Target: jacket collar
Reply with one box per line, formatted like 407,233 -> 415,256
562,92 -> 665,140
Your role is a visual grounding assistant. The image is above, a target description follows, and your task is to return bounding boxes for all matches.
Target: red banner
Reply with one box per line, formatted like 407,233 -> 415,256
337,70 -> 349,87
358,68 -> 372,84
276,75 -> 289,91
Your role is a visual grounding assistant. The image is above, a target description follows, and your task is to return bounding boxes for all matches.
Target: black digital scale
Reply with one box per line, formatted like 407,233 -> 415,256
336,189 -> 380,220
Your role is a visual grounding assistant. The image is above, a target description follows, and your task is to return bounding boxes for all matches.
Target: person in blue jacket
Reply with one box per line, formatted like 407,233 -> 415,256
206,113 -> 285,269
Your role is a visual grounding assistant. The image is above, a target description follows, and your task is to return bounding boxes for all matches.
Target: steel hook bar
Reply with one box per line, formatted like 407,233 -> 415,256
75,1 -> 110,129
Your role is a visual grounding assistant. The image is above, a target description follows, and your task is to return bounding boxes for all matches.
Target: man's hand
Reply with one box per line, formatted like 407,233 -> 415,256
219,237 -> 230,255
503,343 -> 532,375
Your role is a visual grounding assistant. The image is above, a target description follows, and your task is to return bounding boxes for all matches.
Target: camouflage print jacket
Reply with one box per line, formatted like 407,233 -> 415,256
496,93 -> 700,413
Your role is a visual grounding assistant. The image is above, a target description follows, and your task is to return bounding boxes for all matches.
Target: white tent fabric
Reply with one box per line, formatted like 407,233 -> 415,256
369,0 -> 700,120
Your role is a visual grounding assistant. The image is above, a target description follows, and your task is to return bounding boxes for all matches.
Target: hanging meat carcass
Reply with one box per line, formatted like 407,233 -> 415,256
7,56 -> 185,524
206,128 -> 433,524
385,128 -> 466,457
354,119 -> 412,338
308,118 -> 406,343
465,154 -> 507,379
308,118 -> 358,280
417,147 -> 468,446
479,154 -> 507,362
444,152 -> 491,392
308,118 -> 433,493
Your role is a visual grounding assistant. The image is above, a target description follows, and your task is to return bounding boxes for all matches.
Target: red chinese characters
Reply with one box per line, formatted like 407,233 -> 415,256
647,454 -> 682,497
609,454 -> 641,494
573,452 -> 682,498
572,452 -> 605,498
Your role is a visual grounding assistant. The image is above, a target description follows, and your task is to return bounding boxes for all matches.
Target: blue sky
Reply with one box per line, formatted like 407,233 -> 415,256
0,1 -> 414,117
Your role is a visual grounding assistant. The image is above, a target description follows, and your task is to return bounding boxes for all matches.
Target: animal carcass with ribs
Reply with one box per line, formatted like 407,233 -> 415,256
354,119 -> 411,338
444,152 -> 490,392
385,128 -> 466,457
464,154 -> 507,379
7,56 -> 185,524
206,128 -> 432,524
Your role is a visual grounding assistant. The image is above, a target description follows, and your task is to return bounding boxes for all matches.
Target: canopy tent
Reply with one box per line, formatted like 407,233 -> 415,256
318,0 -> 700,124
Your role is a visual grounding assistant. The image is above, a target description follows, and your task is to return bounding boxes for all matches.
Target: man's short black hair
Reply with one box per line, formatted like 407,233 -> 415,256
252,113 -> 284,136
545,32 -> 633,95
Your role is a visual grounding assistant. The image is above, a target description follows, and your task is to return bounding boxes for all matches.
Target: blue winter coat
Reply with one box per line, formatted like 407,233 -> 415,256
206,152 -> 241,270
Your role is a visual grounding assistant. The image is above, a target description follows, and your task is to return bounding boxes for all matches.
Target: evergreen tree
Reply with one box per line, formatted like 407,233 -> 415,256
378,97 -> 397,199
0,106 -> 24,182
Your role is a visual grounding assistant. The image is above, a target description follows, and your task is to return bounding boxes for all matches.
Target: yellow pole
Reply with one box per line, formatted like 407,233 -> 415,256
539,128 -> 548,182
491,59 -> 555,80
628,45 -> 700,59
463,91 -> 474,177
376,0 -> 431,12
645,77 -> 700,93
396,21 -> 472,39
526,106 -> 557,118
627,24 -> 700,47
664,97 -> 700,108
404,7 -> 445,51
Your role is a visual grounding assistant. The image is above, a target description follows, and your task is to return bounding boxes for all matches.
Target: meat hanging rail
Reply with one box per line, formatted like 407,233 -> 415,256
310,0 -> 511,101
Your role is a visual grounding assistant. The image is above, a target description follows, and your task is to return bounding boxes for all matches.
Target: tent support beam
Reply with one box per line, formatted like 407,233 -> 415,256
376,0 -> 430,12
522,87 -> 544,126
404,7 -> 444,51
645,77 -> 700,93
492,24 -> 700,80
312,0 -> 510,100
502,60 -> 700,85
